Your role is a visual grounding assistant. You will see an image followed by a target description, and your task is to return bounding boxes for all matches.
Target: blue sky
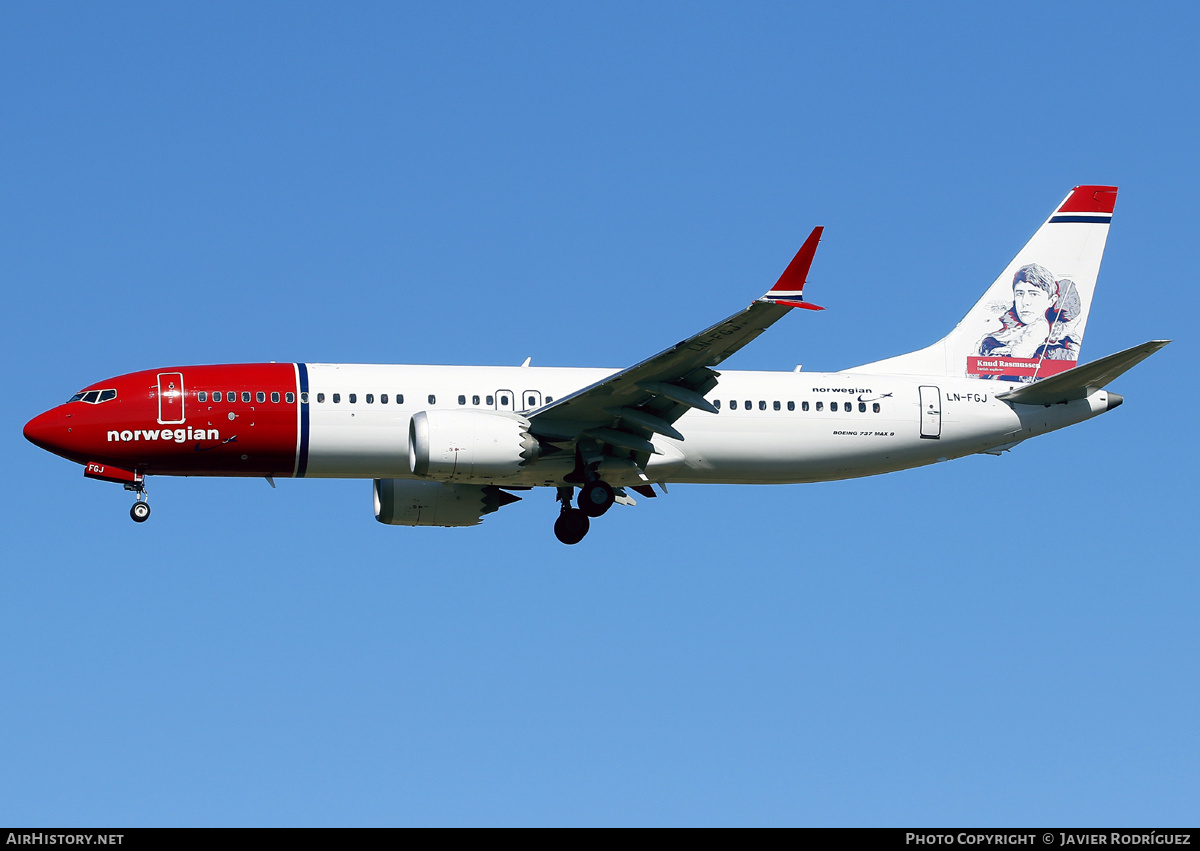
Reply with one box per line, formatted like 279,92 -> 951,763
2,3 -> 1196,826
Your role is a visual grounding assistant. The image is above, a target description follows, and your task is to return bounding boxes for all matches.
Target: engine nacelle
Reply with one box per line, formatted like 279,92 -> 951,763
408,409 -> 540,482
374,478 -> 518,527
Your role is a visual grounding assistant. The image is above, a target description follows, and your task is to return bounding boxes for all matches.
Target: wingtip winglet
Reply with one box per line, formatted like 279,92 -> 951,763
772,300 -> 825,310
761,226 -> 824,308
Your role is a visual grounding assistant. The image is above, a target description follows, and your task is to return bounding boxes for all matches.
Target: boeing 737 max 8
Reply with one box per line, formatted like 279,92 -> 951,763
24,185 -> 1168,543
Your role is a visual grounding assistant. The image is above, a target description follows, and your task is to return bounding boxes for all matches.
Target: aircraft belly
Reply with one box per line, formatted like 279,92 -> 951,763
663,417 -> 916,484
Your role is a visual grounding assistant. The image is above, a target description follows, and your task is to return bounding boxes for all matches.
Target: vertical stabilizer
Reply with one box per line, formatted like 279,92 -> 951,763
845,186 -> 1117,383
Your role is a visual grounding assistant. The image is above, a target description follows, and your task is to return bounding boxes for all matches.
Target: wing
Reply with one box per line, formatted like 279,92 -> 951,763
528,227 -> 824,457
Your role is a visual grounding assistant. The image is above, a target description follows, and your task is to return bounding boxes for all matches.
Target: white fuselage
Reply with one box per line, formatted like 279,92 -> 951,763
301,363 -> 1111,486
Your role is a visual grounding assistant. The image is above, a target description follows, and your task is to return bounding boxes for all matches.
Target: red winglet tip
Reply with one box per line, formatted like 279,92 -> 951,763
769,226 -> 823,293
774,299 -> 824,311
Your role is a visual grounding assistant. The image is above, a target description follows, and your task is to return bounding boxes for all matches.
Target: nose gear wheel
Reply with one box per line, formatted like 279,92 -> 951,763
126,479 -> 150,523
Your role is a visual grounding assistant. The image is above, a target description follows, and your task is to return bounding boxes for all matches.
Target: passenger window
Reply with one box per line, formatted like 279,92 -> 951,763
546,396 -> 553,403
428,394 -> 436,405
198,391 -> 207,402
380,394 -> 388,404
397,394 -> 404,404
500,394 -> 509,406
472,395 -> 480,405
286,392 -> 295,403
527,395 -> 536,407
773,401 -> 780,411
486,395 -> 494,405
458,395 -> 466,405
272,392 -> 280,403
873,402 -> 880,413
859,402 -> 866,412
333,393 -> 340,403
227,390 -> 235,402
787,401 -> 794,411
745,400 -> 751,410
758,401 -> 766,411
212,391 -> 222,402
349,393 -> 356,403
256,392 -> 265,403
317,393 -> 325,403
802,401 -> 809,411
816,401 -> 824,412
714,399 -> 721,410
241,392 -> 251,403
366,394 -> 374,404
730,400 -> 738,410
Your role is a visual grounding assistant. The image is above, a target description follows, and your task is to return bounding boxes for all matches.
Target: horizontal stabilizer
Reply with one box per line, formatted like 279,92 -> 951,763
997,340 -> 1170,406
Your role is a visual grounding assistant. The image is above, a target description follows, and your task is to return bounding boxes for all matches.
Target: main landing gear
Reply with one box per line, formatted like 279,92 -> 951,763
127,481 -> 150,523
578,480 -> 615,517
552,479 -> 619,545
554,486 -> 588,544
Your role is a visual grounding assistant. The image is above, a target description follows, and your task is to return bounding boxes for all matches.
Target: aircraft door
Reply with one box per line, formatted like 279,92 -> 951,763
494,390 -> 515,412
521,390 -> 542,412
158,372 -> 185,424
919,385 -> 941,439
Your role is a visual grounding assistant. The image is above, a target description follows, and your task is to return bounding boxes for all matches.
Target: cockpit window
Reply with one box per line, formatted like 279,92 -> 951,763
68,389 -> 118,404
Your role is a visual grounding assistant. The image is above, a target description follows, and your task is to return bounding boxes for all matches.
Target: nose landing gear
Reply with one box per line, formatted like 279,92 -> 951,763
126,480 -> 150,523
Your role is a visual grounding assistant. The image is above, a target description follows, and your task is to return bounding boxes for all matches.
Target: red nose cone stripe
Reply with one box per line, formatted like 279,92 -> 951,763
25,363 -> 302,476
23,410 -> 60,452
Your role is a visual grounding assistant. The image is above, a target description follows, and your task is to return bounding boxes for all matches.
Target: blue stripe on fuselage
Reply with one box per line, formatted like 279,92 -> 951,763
297,362 -> 310,478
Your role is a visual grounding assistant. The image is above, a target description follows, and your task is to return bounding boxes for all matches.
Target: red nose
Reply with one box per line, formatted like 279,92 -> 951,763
23,408 -> 65,453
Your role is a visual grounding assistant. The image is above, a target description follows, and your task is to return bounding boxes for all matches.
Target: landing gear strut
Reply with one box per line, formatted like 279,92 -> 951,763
126,480 -> 150,523
553,486 -> 590,545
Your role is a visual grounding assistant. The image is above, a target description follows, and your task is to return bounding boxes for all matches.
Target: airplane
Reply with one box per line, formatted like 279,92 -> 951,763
23,185 -> 1168,544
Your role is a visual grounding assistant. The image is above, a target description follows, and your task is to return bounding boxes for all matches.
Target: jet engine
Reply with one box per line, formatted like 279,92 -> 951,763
408,409 -> 541,482
373,478 -> 520,527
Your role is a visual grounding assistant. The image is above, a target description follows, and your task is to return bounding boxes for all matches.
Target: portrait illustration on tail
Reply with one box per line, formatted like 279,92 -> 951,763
974,263 -> 1082,382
